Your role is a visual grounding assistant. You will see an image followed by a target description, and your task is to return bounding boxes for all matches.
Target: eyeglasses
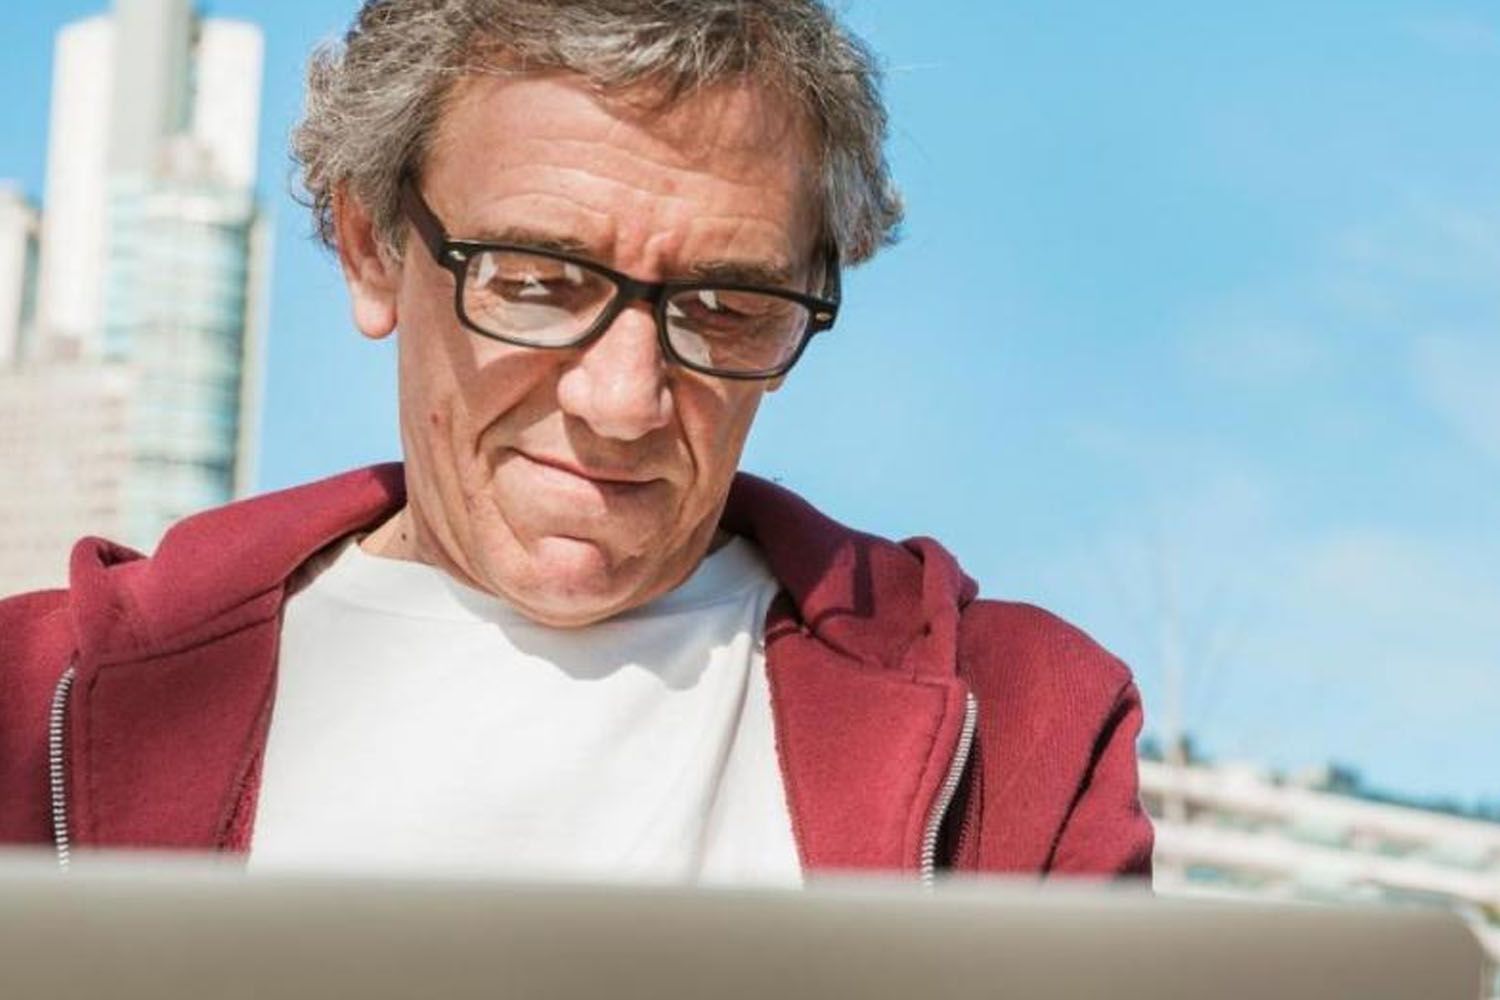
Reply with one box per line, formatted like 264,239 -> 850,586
399,178 -> 841,380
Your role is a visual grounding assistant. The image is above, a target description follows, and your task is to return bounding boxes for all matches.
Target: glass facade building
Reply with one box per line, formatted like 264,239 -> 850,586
0,0 -> 265,592
103,168 -> 261,543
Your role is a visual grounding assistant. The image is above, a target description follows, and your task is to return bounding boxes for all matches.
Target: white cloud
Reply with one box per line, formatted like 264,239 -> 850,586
1179,199 -> 1500,406
1409,14 -> 1500,54
1178,323 -> 1329,387
1293,528 -> 1500,635
1261,526 -> 1500,789
1413,334 -> 1500,463
1328,199 -> 1500,313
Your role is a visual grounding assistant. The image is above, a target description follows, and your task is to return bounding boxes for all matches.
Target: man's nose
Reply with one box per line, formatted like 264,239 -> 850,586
554,304 -> 674,441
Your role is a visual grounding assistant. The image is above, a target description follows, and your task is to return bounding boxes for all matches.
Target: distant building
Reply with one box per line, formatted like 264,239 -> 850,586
103,143 -> 269,544
0,186 -> 40,366
0,0 -> 267,594
35,14 -> 112,359
1141,749 -> 1500,998
0,365 -> 133,596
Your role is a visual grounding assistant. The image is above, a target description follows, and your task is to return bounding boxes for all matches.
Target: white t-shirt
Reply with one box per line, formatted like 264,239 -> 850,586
249,536 -> 802,886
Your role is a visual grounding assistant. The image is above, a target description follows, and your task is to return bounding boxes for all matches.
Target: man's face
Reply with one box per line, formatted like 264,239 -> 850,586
339,72 -> 819,626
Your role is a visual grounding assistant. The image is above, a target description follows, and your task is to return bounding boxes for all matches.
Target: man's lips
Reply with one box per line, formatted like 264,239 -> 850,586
514,450 -> 658,488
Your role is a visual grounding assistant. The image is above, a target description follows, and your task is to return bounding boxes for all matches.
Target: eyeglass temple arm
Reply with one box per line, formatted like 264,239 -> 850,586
399,178 -> 451,264
808,244 -> 842,333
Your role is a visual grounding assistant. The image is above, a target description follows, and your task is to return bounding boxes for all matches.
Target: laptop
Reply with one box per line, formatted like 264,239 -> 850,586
0,851 -> 1485,1000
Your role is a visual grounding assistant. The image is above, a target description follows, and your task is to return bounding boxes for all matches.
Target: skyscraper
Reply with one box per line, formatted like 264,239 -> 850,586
0,0 -> 266,596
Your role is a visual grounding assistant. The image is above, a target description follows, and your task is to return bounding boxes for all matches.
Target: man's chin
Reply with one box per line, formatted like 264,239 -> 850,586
482,535 -> 649,629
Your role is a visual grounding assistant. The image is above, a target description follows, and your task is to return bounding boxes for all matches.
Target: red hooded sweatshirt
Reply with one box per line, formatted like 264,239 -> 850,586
0,464 -> 1152,878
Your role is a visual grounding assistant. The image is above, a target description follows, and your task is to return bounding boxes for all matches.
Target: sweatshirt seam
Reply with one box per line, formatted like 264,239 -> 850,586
84,589 -> 284,669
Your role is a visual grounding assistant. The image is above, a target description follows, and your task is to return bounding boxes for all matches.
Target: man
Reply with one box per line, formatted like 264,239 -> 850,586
0,0 -> 1151,882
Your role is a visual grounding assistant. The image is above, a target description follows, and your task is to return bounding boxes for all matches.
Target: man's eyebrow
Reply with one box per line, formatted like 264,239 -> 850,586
684,258 -> 797,288
468,225 -> 593,257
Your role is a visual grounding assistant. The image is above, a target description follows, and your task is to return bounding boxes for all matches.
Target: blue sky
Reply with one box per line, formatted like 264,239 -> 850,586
4,2 -> 1497,807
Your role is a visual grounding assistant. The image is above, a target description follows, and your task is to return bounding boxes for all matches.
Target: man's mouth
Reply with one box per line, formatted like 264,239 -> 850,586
512,450 -> 658,492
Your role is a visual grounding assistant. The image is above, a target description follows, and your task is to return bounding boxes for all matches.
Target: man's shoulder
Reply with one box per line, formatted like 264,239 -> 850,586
957,597 -> 1140,745
0,463 -> 407,664
726,473 -> 1135,703
960,598 -> 1133,693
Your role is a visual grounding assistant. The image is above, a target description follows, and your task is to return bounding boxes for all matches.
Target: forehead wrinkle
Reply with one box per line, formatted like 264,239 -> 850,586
578,142 -> 817,274
447,160 -> 773,237
601,79 -> 813,162
505,136 -> 809,209
451,185 -> 617,249
680,215 -> 803,282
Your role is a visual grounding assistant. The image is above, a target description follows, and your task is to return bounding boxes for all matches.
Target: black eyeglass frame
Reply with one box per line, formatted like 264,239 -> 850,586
399,178 -> 842,380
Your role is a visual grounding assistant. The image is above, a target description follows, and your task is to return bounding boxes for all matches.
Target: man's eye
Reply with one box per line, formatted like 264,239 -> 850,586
683,289 -> 770,321
476,256 -> 585,298
505,275 -> 556,299
669,297 -> 739,329
695,289 -> 731,314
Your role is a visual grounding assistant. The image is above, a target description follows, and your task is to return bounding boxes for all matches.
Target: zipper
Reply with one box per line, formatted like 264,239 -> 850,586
949,750 -> 982,866
48,663 -> 78,872
918,689 -> 978,887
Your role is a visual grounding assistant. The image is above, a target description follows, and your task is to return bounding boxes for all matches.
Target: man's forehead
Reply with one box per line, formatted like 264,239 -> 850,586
422,70 -> 822,271
433,70 -> 816,181
607,77 -> 813,157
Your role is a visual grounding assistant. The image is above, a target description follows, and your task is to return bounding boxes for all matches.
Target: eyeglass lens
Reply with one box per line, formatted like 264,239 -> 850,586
460,247 -> 811,374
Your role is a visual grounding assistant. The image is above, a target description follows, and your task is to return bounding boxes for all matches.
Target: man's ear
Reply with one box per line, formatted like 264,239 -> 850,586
332,185 -> 401,341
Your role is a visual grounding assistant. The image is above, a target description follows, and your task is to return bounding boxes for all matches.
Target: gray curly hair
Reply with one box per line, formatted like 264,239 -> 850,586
291,0 -> 903,267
